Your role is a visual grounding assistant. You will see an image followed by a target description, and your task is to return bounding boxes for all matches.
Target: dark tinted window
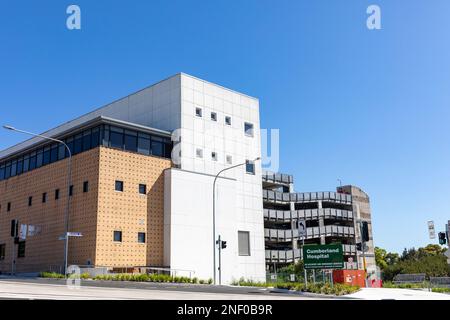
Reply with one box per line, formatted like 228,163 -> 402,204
55,189 -> 60,200
69,185 -> 74,196
28,196 -> 32,207
50,145 -> 58,163
42,148 -> 50,165
114,231 -> 122,242
151,138 -> 163,157
139,184 -> 146,195
124,130 -> 137,152
83,181 -> 89,193
110,127 -> 124,149
10,161 -> 17,177
23,157 -> 29,173
74,134 -> 83,154
29,153 -> 37,170
91,127 -> 100,148
18,241 -> 25,258
36,150 -> 43,168
246,160 -> 255,175
138,232 -> 146,243
115,181 -> 124,192
42,193 -> 47,203
82,130 -> 91,151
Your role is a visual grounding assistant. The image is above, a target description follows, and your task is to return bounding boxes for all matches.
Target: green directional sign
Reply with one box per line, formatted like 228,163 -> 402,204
303,244 -> 344,270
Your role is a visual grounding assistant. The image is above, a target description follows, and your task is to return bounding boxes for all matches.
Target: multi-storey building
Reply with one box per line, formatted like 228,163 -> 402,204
0,73 -> 266,284
262,172 -> 376,276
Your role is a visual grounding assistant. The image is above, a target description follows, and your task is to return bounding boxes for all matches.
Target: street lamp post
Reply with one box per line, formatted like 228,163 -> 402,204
212,157 -> 260,285
3,125 -> 72,276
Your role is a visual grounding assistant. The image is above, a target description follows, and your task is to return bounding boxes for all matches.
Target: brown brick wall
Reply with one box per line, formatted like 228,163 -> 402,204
0,148 -> 100,273
0,146 -> 171,273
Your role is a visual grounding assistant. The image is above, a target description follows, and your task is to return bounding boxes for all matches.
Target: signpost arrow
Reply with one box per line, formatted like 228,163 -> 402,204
59,232 -> 83,240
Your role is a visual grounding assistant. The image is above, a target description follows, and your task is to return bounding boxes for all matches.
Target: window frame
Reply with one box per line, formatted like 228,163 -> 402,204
113,231 -> 122,242
238,231 -> 251,256
115,180 -> 124,192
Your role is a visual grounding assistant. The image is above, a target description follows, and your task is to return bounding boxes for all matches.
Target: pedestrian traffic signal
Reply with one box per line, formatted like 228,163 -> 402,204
221,241 -> 227,249
356,242 -> 362,251
439,232 -> 447,245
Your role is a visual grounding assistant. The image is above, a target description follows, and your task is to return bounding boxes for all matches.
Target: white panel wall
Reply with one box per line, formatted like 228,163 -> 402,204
164,168 -> 239,283
175,74 -> 266,283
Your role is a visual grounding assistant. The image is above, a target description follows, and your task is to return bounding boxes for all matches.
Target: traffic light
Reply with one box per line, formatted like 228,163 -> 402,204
221,241 -> 227,249
438,232 -> 447,245
10,219 -> 18,238
361,221 -> 370,242
356,243 -> 362,251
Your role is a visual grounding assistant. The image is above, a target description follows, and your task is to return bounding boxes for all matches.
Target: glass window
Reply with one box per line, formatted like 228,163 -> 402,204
238,231 -> 250,256
42,193 -> 47,203
113,231 -> 122,242
139,184 -> 146,195
138,232 -> 146,243
74,134 -> 83,154
0,165 -> 5,180
17,159 -> 23,175
91,127 -> 100,148
244,122 -> 254,137
225,116 -> 231,125
102,125 -> 110,147
138,136 -> 150,155
42,147 -> 50,165
246,160 -> 255,175
7,202 -> 11,212
0,244 -> 5,260
115,181 -> 124,192
58,144 -> 65,160
82,130 -> 92,151
69,185 -> 74,197
66,137 -> 74,157
28,196 -> 32,207
226,155 -> 232,164
10,160 -> 17,177
196,149 -> 203,158
5,163 -> 11,179
211,152 -> 217,161
23,157 -> 29,173
55,189 -> 60,200
211,112 -> 217,121
151,139 -> 163,157
83,181 -> 89,193
124,130 -> 137,152
36,150 -> 43,168
29,152 -> 37,170
195,107 -> 202,117
50,145 -> 58,163
110,127 -> 124,149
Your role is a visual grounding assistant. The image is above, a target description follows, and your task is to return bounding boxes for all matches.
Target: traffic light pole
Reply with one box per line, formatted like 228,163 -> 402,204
218,235 -> 222,285
359,221 -> 369,288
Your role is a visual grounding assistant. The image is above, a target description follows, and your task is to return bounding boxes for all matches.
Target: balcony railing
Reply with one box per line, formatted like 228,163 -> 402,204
264,225 -> 355,241
263,190 -> 352,204
262,171 -> 294,184
263,208 -> 354,222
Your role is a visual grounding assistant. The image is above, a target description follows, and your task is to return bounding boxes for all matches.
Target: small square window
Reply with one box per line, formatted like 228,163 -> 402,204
211,152 -> 218,161
83,181 -> 89,193
225,116 -> 231,125
196,148 -> 203,158
139,184 -> 147,195
244,122 -> 254,137
195,107 -> 202,117
211,112 -> 217,121
115,181 -> 124,192
138,232 -> 146,243
28,196 -> 33,207
55,189 -> 60,200
42,193 -> 47,203
7,202 -> 11,212
113,231 -> 122,242
226,155 -> 233,164
245,160 -> 255,175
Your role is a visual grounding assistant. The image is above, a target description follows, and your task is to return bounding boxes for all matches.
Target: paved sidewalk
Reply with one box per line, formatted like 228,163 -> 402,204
346,288 -> 450,300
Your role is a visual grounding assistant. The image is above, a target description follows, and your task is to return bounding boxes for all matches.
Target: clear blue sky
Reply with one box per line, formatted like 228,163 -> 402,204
1,1 -> 449,254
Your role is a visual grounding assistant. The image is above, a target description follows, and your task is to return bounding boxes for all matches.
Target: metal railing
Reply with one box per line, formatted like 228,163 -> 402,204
264,226 -> 355,241
264,208 -> 354,222
263,190 -> 352,204
262,172 -> 294,185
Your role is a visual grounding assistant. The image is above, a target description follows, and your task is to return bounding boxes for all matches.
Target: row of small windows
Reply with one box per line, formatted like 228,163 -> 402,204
1,181 -> 88,212
114,181 -> 147,195
0,124 -> 173,182
195,107 -> 254,137
113,231 -> 146,243
194,150 -> 256,174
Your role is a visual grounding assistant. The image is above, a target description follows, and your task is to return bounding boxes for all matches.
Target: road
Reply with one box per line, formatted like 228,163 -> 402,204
0,277 -> 325,300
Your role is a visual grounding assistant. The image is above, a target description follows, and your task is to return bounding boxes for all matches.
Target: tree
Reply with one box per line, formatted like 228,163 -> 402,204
375,247 -> 388,270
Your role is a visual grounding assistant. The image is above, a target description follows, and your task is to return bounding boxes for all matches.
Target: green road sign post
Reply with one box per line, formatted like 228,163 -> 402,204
302,244 -> 344,270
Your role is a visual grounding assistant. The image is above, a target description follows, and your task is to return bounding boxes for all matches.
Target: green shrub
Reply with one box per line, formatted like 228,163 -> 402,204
39,272 -> 65,279
432,287 -> 450,293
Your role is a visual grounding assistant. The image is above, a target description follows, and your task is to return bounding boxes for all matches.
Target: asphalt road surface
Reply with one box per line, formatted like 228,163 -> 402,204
0,277 -> 328,300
